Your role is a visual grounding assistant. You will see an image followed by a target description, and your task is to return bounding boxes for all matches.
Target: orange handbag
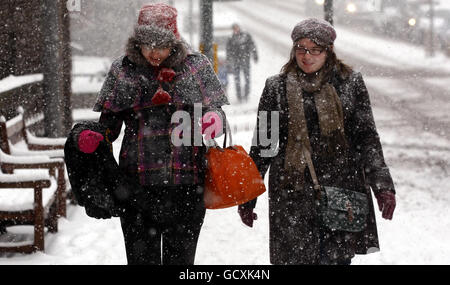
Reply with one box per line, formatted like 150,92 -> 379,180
204,124 -> 266,209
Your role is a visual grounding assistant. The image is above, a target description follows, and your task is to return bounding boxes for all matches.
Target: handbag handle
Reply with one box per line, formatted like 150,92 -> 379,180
222,118 -> 233,148
209,117 -> 233,149
302,147 -> 321,191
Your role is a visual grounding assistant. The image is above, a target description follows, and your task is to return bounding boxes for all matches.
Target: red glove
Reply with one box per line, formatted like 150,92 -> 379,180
151,86 -> 172,105
157,68 -> 176,82
202,112 -> 222,140
238,204 -> 258,228
375,191 -> 396,220
78,130 -> 104,154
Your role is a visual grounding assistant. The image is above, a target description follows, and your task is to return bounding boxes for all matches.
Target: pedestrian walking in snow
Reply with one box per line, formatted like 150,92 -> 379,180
217,57 -> 229,91
72,3 -> 228,265
226,23 -> 258,103
238,18 -> 396,265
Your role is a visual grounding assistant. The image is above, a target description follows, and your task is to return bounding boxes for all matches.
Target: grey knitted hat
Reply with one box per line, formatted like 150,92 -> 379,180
291,18 -> 336,46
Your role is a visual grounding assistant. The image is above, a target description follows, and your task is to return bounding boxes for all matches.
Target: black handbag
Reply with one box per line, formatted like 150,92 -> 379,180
303,148 -> 369,233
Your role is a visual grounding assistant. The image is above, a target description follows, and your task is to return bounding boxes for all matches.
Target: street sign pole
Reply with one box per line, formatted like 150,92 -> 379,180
324,0 -> 334,25
426,0 -> 435,57
189,0 -> 193,46
200,0 -> 214,63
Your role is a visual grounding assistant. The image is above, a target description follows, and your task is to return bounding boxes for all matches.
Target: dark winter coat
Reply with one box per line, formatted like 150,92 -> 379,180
248,70 -> 395,264
226,31 -> 258,69
93,38 -> 229,186
64,121 -> 140,219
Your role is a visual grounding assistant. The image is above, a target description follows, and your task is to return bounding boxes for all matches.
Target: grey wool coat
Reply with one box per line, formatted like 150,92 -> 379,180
248,69 -> 395,264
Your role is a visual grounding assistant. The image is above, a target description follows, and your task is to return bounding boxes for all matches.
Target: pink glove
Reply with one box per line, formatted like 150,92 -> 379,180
78,130 -> 104,154
375,191 -> 396,220
238,204 -> 258,228
202,112 -> 223,140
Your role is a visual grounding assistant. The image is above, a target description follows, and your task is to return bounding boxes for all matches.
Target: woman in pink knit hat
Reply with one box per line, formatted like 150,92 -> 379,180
74,3 -> 228,265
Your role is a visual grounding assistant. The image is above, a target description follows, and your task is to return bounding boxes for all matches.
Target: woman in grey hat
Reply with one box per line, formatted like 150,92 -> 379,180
238,18 -> 396,265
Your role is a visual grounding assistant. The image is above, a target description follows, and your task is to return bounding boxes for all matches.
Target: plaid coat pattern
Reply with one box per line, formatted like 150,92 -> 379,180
93,52 -> 229,186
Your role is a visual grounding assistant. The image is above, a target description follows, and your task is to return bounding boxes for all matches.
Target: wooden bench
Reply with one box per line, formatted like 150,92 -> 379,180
8,107 -> 66,153
0,169 -> 59,253
0,110 -> 68,217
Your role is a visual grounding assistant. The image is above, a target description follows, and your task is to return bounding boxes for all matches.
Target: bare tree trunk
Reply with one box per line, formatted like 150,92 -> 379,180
61,0 -> 73,134
41,0 -> 71,137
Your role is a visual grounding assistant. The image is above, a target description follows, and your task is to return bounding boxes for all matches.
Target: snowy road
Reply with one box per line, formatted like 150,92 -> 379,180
207,0 -> 450,265
224,0 -> 450,138
1,0 -> 449,265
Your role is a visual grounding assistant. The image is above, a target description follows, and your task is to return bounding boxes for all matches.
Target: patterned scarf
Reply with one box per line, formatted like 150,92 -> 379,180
283,69 -> 348,188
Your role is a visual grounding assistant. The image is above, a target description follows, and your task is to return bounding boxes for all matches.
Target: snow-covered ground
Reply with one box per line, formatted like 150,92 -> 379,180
1,0 -> 449,265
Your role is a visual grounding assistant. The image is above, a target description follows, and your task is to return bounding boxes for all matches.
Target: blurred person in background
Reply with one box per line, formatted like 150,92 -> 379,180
226,23 -> 258,103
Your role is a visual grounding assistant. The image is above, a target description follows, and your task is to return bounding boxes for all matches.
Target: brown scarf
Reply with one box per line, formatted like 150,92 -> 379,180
283,69 -> 348,188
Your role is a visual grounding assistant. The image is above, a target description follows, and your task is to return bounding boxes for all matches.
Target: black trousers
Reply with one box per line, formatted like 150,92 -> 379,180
232,63 -> 250,102
120,184 -> 206,265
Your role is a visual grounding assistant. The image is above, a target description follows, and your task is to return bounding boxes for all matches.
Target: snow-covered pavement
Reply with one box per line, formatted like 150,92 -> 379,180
1,0 -> 449,265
